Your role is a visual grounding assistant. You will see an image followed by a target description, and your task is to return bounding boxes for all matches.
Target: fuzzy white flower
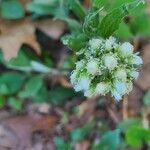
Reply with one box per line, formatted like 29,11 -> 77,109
113,80 -> 127,96
115,69 -> 127,81
77,77 -> 91,91
96,82 -> 110,95
104,55 -> 118,70
69,36 -> 142,101
111,90 -> 122,101
76,60 -> 85,69
131,55 -> 143,65
120,42 -> 134,56
130,70 -> 139,79
89,38 -> 102,50
105,36 -> 116,50
87,59 -> 99,75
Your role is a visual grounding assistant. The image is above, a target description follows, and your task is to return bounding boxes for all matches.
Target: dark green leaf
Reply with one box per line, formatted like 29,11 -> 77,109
92,129 -> 121,150
54,137 -> 72,150
0,0 -> 25,19
71,121 -> 95,141
99,0 -> 145,37
0,72 -> 25,95
19,75 -> 49,102
49,86 -> 75,105
8,45 -> 40,67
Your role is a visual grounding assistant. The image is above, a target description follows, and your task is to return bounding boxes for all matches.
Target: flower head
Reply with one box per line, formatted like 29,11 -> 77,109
70,37 -> 142,101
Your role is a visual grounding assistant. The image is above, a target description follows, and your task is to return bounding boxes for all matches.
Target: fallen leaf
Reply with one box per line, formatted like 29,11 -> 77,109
1,114 -> 58,149
0,18 -> 66,60
0,18 -> 40,60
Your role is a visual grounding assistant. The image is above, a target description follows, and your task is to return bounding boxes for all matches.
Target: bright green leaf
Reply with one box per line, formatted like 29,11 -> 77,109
125,127 -> 150,148
99,0 -> 145,38
0,96 -> 6,108
8,97 -> 22,110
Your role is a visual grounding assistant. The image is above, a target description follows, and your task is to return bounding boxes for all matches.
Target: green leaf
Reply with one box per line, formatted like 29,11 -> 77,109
19,75 -> 49,102
92,129 -> 121,150
8,97 -> 22,110
8,46 -> 40,67
49,86 -> 75,105
62,33 -> 88,52
0,72 -> 25,95
115,22 -> 133,39
83,8 -> 103,36
0,96 -> 6,108
143,90 -> 150,106
54,137 -> 72,150
98,0 -> 145,38
125,127 -> 150,148
0,0 -> 25,19
26,0 -> 58,15
67,0 -> 86,21
71,121 -> 95,141
117,118 -> 142,132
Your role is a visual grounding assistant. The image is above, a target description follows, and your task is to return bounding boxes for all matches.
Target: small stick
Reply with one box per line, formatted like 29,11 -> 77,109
122,95 -> 129,120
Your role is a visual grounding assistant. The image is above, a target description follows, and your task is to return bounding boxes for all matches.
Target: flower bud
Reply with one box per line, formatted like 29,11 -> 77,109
115,69 -> 127,81
130,70 -> 139,79
96,82 -> 110,95
104,55 -> 118,70
120,42 -> 134,56
105,37 -> 116,50
87,60 -> 99,75
76,60 -> 85,69
131,55 -> 143,65
89,38 -> 102,50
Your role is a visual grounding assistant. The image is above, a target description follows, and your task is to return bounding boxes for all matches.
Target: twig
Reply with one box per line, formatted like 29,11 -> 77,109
122,95 -> 129,120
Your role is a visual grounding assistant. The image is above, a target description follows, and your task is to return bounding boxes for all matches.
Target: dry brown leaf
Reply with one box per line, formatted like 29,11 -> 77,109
0,18 -> 66,60
0,19 -> 40,60
1,114 -> 58,149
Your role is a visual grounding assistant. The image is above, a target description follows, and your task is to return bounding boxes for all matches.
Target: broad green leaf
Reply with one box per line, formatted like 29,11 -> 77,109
143,90 -> 150,106
0,72 -> 25,95
115,22 -> 133,39
49,86 -> 75,105
0,0 -> 25,19
99,0 -> 145,38
54,137 -> 72,150
125,127 -> 150,148
0,96 -> 6,108
19,75 -> 49,102
92,129 -> 121,150
117,118 -> 142,132
8,97 -> 22,110
62,34 -> 88,52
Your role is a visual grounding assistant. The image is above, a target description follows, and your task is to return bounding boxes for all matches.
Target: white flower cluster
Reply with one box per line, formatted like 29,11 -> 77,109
70,37 -> 143,101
